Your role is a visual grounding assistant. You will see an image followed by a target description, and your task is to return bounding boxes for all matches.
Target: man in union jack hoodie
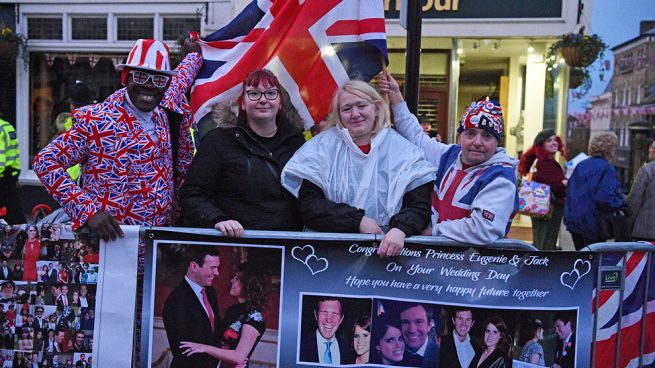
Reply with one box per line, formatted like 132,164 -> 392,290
34,39 -> 202,244
380,73 -> 518,245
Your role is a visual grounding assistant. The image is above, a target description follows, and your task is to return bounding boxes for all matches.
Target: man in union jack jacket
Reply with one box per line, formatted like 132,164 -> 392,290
34,38 -> 202,244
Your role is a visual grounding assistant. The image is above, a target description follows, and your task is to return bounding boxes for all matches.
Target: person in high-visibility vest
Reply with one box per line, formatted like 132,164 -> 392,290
0,118 -> 24,224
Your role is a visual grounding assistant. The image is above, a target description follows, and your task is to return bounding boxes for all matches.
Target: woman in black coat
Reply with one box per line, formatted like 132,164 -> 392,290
180,69 -> 306,235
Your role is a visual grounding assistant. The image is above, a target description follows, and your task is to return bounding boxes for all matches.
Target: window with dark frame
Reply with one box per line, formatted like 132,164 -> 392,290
27,17 -> 63,40
117,17 -> 154,41
72,17 -> 108,40
163,17 -> 201,41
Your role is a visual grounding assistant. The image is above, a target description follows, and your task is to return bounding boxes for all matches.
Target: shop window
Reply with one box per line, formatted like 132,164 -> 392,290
117,17 -> 154,41
163,17 -> 200,41
72,17 -> 108,40
27,52 -> 123,169
27,17 -> 63,40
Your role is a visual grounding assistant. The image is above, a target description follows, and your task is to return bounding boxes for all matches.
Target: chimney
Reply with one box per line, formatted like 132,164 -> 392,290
640,20 -> 655,34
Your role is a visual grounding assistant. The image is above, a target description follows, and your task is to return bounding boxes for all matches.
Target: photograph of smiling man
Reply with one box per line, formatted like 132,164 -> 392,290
298,295 -> 372,365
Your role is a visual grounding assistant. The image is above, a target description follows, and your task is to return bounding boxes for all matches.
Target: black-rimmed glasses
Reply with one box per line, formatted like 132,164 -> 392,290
246,89 -> 279,101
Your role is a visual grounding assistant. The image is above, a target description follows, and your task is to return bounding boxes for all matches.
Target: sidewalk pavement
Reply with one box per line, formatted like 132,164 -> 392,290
508,221 -> 575,251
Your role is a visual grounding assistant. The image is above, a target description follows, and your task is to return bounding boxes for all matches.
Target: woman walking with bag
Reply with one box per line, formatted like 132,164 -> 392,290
518,129 -> 568,250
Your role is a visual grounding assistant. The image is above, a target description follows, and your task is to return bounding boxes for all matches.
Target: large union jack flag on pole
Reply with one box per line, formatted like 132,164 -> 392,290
191,0 -> 388,128
593,250 -> 655,367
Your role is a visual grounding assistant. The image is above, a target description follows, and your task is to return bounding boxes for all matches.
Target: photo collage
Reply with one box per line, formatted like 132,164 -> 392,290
298,294 -> 578,368
0,222 -> 98,367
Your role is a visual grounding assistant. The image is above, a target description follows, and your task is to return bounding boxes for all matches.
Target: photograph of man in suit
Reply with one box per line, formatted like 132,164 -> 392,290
162,247 -> 221,368
56,285 -> 70,308
0,260 -> 11,280
45,264 -> 58,285
34,306 -> 47,331
299,296 -> 348,365
553,312 -> 576,368
53,328 -> 68,353
439,307 -> 478,368
399,303 -> 439,367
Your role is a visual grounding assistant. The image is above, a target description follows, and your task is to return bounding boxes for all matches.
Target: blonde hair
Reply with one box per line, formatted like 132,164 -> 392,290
589,132 -> 618,160
327,80 -> 390,136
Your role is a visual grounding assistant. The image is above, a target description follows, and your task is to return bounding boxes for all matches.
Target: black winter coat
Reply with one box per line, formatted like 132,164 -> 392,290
180,115 -> 305,230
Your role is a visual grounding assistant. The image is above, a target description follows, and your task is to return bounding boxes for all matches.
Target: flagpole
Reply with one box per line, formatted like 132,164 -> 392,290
404,0 -> 422,115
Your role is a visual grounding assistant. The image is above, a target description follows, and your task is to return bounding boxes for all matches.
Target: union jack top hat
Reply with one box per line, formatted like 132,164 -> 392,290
116,39 -> 177,76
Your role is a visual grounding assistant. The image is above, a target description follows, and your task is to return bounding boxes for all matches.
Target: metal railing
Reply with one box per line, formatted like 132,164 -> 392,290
586,241 -> 654,368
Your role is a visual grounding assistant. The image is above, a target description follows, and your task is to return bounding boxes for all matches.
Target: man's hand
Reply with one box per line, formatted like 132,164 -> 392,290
85,211 -> 123,241
359,216 -> 384,234
215,220 -> 244,237
377,228 -> 406,258
378,70 -> 404,105
182,38 -> 202,56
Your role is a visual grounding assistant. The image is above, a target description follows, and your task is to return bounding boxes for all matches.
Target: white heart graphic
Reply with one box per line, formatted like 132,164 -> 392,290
290,244 -> 329,275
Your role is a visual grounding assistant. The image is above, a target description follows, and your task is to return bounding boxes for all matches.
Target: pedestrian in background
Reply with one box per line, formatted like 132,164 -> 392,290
518,128 -> 568,250
564,133 -> 625,250
626,139 -> 655,242
0,117 -> 24,224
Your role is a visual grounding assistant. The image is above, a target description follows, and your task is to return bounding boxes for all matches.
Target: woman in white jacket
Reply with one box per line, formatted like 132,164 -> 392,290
282,79 -> 435,257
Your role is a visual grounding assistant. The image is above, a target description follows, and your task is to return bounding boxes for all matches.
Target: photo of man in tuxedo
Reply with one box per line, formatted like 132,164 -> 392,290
439,307 -> 478,368
299,296 -> 348,365
399,303 -> 440,368
0,260 -> 11,280
162,246 -> 222,368
553,312 -> 576,368
34,306 -> 47,331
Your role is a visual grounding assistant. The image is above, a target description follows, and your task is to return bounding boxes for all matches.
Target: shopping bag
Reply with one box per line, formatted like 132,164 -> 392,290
518,180 -> 552,217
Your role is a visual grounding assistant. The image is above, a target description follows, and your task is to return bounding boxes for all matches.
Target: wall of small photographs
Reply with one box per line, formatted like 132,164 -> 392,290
0,223 -> 98,368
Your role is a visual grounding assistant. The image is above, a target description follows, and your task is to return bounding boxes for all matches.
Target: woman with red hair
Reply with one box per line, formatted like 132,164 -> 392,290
518,129 -> 568,250
180,69 -> 306,235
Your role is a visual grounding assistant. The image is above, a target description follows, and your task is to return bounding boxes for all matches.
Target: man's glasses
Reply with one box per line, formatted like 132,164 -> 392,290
246,89 -> 279,101
129,70 -> 170,88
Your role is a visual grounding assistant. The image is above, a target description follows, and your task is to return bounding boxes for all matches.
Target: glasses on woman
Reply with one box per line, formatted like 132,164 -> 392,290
129,70 -> 171,88
246,89 -> 279,101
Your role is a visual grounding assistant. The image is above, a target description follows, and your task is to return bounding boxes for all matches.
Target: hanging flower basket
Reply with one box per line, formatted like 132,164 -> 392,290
568,67 -> 591,95
561,46 -> 584,67
0,24 -> 28,69
547,26 -> 608,68
569,68 -> 584,89
546,27 -> 608,97
0,40 -> 15,57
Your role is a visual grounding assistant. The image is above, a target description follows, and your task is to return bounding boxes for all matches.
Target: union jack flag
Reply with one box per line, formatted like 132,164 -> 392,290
191,0 -> 388,128
593,250 -> 655,367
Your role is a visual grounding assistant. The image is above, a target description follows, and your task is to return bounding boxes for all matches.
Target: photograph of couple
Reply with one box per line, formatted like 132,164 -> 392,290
150,242 -> 283,368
